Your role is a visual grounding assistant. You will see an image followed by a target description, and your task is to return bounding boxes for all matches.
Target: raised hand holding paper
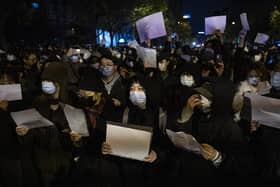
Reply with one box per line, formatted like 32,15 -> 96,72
205,15 -> 227,35
254,33 -> 270,44
240,13 -> 250,31
136,12 -> 167,42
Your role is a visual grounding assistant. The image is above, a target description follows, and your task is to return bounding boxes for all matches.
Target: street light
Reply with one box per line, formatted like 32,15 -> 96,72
232,21 -> 236,25
183,14 -> 191,19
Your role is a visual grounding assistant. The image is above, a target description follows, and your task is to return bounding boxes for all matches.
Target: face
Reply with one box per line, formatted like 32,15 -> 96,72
254,54 -> 262,62
247,70 -> 261,86
158,59 -> 169,72
119,67 -> 129,79
24,53 -> 37,66
129,82 -> 146,109
41,80 -> 59,97
180,73 -> 195,87
100,57 -> 116,77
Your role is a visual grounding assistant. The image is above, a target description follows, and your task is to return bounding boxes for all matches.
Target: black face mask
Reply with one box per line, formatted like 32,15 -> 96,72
49,98 -> 59,105
76,96 -> 95,108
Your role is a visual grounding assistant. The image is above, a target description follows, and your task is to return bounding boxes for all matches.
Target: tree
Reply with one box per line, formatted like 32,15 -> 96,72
269,6 -> 280,40
173,22 -> 192,44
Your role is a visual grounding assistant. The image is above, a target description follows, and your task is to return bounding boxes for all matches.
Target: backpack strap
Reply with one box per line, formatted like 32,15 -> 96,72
159,107 -> 167,134
122,107 -> 130,126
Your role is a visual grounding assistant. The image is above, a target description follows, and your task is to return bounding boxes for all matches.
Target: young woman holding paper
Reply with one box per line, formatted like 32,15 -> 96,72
101,75 -> 167,187
16,62 -> 82,187
0,70 -> 40,187
165,76 -> 259,177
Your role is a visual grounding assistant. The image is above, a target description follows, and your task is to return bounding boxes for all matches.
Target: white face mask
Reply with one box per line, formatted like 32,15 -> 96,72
42,81 -> 56,95
158,62 -> 167,72
129,91 -> 146,108
254,54 -> 262,62
180,75 -> 195,87
248,77 -> 260,86
7,54 -> 16,61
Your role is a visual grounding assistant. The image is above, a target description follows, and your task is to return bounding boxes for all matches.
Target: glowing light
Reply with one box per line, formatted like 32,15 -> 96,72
119,38 -> 125,43
183,14 -> 191,19
32,2 -> 39,9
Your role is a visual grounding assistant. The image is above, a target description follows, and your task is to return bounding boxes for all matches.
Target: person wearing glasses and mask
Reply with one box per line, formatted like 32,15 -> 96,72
98,49 -> 126,123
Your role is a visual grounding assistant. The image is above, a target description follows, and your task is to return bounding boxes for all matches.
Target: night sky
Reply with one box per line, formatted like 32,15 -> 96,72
182,0 -> 279,33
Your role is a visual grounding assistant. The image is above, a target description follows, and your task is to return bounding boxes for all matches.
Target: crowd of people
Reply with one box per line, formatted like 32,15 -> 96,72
1,29 -> 280,187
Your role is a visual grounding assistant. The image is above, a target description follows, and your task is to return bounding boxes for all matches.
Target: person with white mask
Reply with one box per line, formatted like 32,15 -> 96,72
17,62 -> 82,187
180,73 -> 195,88
101,76 -> 166,186
98,49 -> 126,122
157,51 -> 171,81
233,66 -> 271,122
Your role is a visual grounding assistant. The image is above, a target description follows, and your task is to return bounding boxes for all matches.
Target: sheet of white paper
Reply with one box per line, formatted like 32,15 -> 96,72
205,15 -> 227,35
63,104 -> 89,137
10,108 -> 54,129
128,40 -> 140,49
240,13 -> 250,31
136,12 -> 167,42
80,49 -> 91,60
244,93 -> 280,129
0,84 -> 22,101
166,129 -> 202,155
254,33 -> 270,44
137,47 -> 157,68
106,123 -> 152,161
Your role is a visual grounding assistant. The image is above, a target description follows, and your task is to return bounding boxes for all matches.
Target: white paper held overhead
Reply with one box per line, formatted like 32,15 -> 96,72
205,15 -> 227,35
254,33 -> 270,44
240,13 -> 250,31
136,12 -> 167,42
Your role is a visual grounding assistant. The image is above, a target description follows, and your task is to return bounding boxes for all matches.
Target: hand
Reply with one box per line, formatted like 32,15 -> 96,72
0,100 -> 8,111
201,144 -> 218,161
16,126 -> 29,136
102,142 -> 112,155
239,30 -> 247,39
214,63 -> 224,77
187,95 -> 202,111
70,131 -> 82,142
112,98 -> 121,107
250,121 -> 259,133
144,150 -> 157,163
